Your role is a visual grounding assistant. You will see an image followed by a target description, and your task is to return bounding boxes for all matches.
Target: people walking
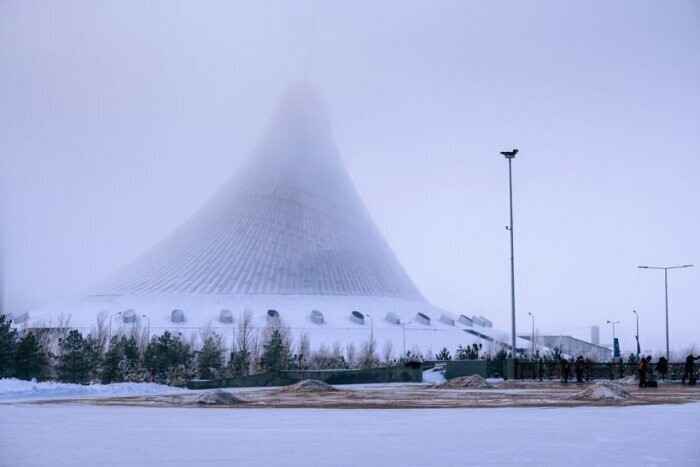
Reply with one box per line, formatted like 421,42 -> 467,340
656,356 -> 668,381
682,354 -> 699,384
561,357 -> 571,383
575,356 -> 585,383
638,355 -> 651,388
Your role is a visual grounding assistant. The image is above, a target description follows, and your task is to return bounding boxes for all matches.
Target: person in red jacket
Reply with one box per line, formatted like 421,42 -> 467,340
561,357 -> 571,383
638,356 -> 651,388
575,356 -> 585,383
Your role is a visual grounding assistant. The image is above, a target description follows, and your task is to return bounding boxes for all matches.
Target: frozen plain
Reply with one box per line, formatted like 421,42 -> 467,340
1,382 -> 700,467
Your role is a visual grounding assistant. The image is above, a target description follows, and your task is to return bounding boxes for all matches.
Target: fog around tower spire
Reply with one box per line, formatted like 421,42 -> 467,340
91,84 -> 425,300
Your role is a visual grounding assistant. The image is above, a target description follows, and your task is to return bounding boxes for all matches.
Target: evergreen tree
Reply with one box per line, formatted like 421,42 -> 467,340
435,347 -> 452,361
261,329 -> 291,372
143,331 -> 194,385
119,335 -> 144,380
14,331 -> 51,381
197,332 -> 226,380
399,350 -> 423,368
0,314 -> 18,377
102,336 -> 124,383
56,330 -> 101,383
456,343 -> 482,360
227,347 -> 251,378
101,335 -> 144,383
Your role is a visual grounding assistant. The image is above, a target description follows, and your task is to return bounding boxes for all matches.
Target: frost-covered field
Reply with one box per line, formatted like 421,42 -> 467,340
2,379 -> 699,466
1,403 -> 699,466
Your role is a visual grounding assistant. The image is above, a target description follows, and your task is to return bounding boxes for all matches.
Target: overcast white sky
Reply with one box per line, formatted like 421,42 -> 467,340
1,1 -> 698,354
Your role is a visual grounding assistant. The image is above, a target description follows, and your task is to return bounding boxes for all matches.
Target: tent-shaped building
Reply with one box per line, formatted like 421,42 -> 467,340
27,84 -> 523,355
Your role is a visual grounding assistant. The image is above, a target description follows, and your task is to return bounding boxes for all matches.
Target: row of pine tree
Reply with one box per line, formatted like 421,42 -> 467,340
0,312 -> 392,385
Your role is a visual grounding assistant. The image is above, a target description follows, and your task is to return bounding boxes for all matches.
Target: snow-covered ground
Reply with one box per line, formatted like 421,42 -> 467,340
0,378 -> 186,402
1,403 -> 699,466
2,378 -> 699,465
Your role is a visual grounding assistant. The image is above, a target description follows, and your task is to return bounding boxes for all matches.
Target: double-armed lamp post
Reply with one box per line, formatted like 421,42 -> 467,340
499,149 -> 519,375
638,264 -> 693,360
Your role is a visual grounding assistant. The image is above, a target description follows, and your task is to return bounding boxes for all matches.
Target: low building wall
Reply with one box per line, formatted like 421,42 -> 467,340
187,366 -> 422,390
444,360 -> 488,379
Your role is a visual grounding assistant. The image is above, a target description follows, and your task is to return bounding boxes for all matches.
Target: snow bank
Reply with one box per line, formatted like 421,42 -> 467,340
569,382 -> 633,401
422,366 -> 446,384
196,390 -> 245,405
438,374 -> 493,389
0,378 -> 186,401
284,380 -> 338,392
618,375 -> 639,385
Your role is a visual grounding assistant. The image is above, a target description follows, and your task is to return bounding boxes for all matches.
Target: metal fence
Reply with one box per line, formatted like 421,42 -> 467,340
514,360 -> 697,381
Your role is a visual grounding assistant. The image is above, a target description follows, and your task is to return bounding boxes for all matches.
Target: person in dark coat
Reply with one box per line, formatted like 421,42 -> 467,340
656,356 -> 668,381
682,354 -> 699,384
575,356 -> 585,383
561,357 -> 571,383
638,355 -> 651,388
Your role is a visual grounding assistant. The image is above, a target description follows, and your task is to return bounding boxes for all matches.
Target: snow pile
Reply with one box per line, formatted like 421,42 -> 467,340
0,378 -> 185,400
284,380 -> 338,392
196,390 -> 245,405
438,375 -> 493,389
423,366 -> 447,384
618,375 -> 639,385
569,382 -> 633,401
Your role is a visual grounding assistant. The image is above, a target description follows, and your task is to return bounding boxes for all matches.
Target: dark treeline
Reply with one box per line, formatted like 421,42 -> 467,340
0,312 -> 422,386
1,311 -> 538,385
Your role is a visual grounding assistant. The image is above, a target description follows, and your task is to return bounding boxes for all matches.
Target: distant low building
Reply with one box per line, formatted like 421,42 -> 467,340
591,326 -> 600,346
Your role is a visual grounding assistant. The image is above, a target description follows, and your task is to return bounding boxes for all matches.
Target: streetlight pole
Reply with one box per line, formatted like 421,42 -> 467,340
632,310 -> 639,361
108,311 -> 122,342
528,312 -> 535,359
402,321 -> 412,356
364,313 -> 374,343
141,314 -> 150,341
500,149 -> 519,376
606,320 -> 620,358
638,264 -> 693,360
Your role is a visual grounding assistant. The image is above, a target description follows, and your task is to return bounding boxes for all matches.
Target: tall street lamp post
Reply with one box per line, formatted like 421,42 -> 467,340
402,321 -> 412,356
108,311 -> 122,341
607,320 -> 620,358
141,314 -> 150,341
638,264 -> 693,360
364,313 -> 374,343
632,310 -> 639,360
500,148 -> 519,376
528,312 -> 535,359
